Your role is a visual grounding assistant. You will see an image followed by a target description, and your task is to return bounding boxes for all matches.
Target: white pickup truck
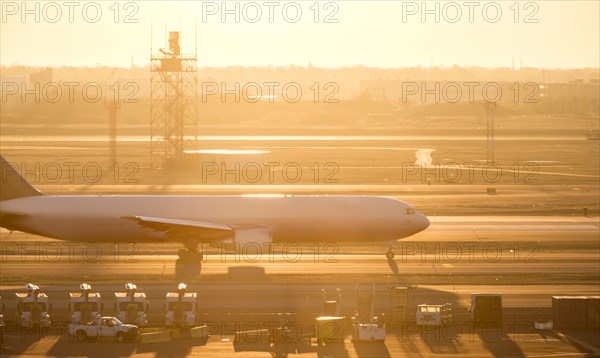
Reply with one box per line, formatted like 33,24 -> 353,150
69,316 -> 138,342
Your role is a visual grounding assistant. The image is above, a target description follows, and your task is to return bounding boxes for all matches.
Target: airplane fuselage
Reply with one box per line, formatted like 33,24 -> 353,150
0,195 -> 429,243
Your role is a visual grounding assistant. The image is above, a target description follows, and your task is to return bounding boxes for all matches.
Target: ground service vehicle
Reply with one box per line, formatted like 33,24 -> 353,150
69,283 -> 102,323
416,303 -> 453,326
0,296 -> 5,343
15,283 -> 51,329
351,284 -> 386,342
114,283 -> 148,326
69,316 -> 138,342
165,283 -> 197,328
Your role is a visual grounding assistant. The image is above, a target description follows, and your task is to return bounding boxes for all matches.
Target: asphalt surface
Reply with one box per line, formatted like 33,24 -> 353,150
1,216 -> 597,277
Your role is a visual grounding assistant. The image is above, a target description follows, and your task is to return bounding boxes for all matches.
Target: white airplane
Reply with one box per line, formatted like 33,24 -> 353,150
0,155 -> 429,275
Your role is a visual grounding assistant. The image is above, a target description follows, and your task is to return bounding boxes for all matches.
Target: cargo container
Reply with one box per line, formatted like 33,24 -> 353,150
315,316 -> 345,344
552,296 -> 588,329
587,296 -> 600,329
470,293 -> 503,325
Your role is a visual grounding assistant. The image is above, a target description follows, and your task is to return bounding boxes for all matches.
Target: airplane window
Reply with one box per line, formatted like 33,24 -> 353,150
404,208 -> 416,215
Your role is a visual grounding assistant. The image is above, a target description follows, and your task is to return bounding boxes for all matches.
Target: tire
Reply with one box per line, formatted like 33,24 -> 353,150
175,259 -> 202,276
75,330 -> 87,342
116,332 -> 126,343
386,251 -> 395,260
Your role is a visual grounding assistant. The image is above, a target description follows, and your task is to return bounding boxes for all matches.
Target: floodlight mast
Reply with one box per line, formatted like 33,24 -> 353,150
126,283 -> 138,302
177,283 -> 187,301
80,283 -> 91,302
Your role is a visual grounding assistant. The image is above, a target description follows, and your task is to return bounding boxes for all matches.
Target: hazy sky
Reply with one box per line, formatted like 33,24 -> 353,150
1,1 -> 598,68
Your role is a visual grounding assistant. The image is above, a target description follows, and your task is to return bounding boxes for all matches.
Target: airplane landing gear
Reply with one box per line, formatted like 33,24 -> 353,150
386,246 -> 395,260
175,248 -> 204,276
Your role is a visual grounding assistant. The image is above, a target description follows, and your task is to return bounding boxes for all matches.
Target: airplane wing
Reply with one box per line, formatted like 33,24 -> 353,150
121,215 -> 233,240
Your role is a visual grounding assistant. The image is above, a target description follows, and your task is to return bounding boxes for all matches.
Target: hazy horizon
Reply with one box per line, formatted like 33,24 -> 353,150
1,1 -> 598,68
2,64 -> 600,70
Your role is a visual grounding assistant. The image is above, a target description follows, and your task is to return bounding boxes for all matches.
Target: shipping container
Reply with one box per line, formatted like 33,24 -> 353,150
315,316 -> 346,344
552,296 -> 588,329
587,296 -> 600,329
471,293 -> 503,325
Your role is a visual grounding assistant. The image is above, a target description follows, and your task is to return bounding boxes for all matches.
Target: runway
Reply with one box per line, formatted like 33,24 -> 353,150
0,252 -> 598,277
1,216 -> 597,281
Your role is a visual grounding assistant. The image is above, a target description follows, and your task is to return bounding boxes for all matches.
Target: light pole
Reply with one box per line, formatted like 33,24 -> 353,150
485,101 -> 497,164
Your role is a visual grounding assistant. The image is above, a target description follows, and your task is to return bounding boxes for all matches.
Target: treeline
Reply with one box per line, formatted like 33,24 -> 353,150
2,65 -> 599,85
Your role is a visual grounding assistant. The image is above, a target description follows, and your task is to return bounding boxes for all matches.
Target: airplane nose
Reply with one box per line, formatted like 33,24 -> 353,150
412,214 -> 430,234
420,214 -> 430,231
